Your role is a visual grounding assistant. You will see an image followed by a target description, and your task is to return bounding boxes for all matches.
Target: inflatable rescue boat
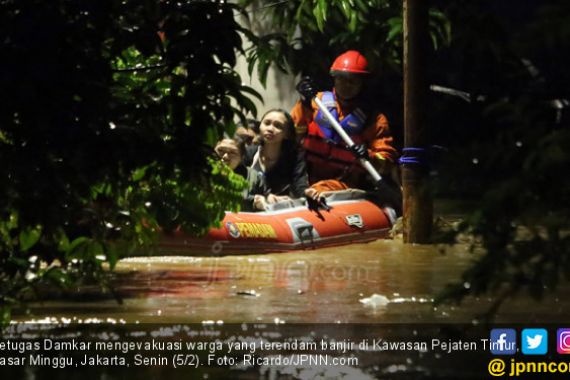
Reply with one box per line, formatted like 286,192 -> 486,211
157,190 -> 395,256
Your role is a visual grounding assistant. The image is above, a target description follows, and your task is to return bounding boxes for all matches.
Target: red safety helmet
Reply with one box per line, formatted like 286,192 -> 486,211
330,50 -> 369,75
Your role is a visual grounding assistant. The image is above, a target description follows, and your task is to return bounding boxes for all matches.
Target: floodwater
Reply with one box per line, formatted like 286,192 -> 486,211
7,219 -> 570,380
19,237 -> 569,324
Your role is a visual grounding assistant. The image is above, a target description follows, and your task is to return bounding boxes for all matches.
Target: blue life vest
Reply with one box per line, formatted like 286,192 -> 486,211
314,91 -> 367,143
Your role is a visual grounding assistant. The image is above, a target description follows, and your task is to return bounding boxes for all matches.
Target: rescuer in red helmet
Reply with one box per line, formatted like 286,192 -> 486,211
290,50 -> 399,205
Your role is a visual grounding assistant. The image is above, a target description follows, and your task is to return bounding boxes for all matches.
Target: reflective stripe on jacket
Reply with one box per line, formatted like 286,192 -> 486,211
302,91 -> 367,174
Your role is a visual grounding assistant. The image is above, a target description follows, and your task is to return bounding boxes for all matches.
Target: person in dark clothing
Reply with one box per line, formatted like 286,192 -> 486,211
244,109 -> 308,211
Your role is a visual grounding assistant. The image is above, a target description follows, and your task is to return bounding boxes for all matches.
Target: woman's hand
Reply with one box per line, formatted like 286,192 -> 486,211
304,188 -> 321,200
253,195 -> 268,210
304,188 -> 330,211
266,194 -> 291,204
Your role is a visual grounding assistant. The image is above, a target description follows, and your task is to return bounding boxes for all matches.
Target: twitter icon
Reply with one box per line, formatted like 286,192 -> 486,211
522,329 -> 548,355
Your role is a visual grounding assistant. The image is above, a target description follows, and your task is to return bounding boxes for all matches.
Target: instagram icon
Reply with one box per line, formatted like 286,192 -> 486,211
557,329 -> 570,354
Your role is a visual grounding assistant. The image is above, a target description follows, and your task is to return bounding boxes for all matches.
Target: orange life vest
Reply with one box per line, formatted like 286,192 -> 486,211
302,92 -> 367,175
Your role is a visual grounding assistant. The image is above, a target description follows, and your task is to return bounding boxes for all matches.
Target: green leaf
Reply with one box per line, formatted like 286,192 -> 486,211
319,0 -> 328,23
205,127 -> 220,147
55,229 -> 70,253
87,241 -> 104,260
313,0 -> 326,32
67,237 -> 89,256
349,12 -> 358,33
354,0 -> 369,13
132,166 -> 148,182
7,212 -> 18,230
339,0 -> 351,19
0,129 -> 11,144
19,226 -> 42,252
0,306 -> 12,328
240,85 -> 263,102
247,50 -> 258,77
106,244 -> 121,270
386,17 -> 403,41
44,267 -> 71,287
295,0 -> 308,21
235,92 -> 258,116
8,256 -> 29,268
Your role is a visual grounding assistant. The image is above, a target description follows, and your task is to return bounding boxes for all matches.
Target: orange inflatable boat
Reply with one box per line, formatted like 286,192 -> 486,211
156,190 -> 395,256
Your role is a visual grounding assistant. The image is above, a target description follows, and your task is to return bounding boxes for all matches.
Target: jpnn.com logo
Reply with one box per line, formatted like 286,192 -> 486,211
490,329 -> 517,355
522,329 -> 548,355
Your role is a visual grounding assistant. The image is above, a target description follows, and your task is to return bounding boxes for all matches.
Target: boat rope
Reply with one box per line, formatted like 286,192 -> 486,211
399,147 -> 429,167
398,145 -> 448,168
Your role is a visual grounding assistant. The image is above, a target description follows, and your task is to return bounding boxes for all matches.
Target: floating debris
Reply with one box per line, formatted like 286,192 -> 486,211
359,294 -> 390,308
236,290 -> 260,297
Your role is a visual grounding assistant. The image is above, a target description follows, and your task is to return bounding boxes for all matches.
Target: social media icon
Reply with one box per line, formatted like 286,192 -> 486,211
490,329 -> 517,355
557,328 -> 570,354
522,329 -> 547,354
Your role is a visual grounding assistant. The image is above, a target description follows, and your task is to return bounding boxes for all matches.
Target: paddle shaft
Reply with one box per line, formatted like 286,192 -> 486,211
313,97 -> 383,182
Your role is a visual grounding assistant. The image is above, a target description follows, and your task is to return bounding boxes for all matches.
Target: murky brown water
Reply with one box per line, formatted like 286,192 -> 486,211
7,222 -> 570,380
18,238 -> 570,324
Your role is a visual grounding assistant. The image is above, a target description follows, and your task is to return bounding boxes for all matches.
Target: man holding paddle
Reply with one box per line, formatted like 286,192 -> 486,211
290,50 -> 401,211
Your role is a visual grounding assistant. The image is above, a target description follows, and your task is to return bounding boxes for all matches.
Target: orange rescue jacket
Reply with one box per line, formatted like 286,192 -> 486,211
291,91 -> 397,185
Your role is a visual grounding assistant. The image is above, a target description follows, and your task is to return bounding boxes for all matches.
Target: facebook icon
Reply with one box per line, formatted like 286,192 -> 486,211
490,329 -> 517,355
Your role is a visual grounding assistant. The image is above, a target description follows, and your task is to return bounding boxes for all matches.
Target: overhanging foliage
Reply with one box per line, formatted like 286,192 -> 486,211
0,0 -> 259,323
